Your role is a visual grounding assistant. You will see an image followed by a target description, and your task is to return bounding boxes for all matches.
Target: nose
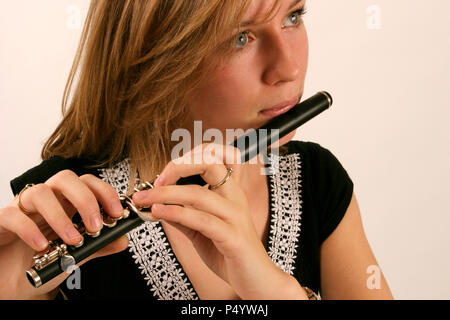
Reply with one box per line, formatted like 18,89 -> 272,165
262,32 -> 301,86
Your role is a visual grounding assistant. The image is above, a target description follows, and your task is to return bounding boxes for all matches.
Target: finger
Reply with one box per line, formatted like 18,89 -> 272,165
132,184 -> 234,221
79,174 -> 124,219
20,183 -> 84,245
17,183 -> 77,219
161,220 -> 197,242
53,193 -> 78,219
201,143 -> 243,172
155,143 -> 242,198
151,203 -> 230,244
0,205 -> 49,251
45,170 -> 103,234
15,183 -> 35,214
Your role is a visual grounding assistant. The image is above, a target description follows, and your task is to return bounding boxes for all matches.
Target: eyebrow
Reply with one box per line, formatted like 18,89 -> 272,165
239,0 -> 302,28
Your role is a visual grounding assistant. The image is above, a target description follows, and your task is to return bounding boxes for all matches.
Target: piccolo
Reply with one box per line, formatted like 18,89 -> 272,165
26,91 -> 333,288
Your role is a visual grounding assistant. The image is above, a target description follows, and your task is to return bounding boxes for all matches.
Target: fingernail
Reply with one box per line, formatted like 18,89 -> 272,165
133,190 -> 148,201
154,174 -> 165,187
91,215 -> 102,230
153,203 -> 167,212
33,236 -> 48,250
65,225 -> 81,241
112,201 -> 124,215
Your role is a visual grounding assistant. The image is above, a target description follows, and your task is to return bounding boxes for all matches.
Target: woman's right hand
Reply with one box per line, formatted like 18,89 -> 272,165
0,170 -> 129,299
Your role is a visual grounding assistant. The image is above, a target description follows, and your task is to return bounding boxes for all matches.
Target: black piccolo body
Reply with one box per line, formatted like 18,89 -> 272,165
26,91 -> 333,288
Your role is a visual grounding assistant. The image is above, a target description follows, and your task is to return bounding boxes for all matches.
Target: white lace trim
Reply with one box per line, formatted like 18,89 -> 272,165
267,153 -> 303,275
97,152 -> 303,299
98,160 -> 198,300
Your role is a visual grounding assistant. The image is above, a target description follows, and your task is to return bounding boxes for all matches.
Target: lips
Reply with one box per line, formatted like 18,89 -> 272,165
259,96 -> 300,117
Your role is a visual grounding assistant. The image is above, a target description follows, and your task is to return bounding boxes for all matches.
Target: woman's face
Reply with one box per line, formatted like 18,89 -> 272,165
185,0 -> 309,146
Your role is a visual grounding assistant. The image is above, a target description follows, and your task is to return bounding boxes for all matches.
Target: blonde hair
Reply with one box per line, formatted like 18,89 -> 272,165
42,0 -> 282,190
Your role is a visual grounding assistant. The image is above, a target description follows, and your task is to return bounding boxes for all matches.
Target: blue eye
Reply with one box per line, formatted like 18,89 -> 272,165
235,31 -> 250,48
284,8 -> 307,27
234,6 -> 308,50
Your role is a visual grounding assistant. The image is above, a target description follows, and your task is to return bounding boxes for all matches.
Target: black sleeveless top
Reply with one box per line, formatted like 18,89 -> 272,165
10,140 -> 354,300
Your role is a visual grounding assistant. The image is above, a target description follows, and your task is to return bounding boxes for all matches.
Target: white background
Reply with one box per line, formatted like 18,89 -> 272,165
1,0 -> 449,299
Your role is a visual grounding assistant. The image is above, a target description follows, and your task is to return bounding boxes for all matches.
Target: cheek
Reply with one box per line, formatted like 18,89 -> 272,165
212,66 -> 247,95
299,29 -> 309,70
194,67 -> 250,111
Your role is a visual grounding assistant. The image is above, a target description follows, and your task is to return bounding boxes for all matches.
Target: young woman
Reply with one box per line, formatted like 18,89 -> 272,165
0,0 -> 393,300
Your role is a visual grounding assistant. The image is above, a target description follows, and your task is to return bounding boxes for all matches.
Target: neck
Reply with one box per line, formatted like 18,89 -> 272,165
234,153 -> 270,187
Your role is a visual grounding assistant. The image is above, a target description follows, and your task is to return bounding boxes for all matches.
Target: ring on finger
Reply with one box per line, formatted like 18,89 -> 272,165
208,168 -> 233,191
17,183 -> 35,215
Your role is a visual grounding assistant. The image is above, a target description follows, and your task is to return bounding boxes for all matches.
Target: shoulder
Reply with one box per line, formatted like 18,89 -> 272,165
280,139 -> 344,169
10,156 -> 100,196
281,140 -> 354,243
282,139 -> 331,154
274,139 -> 354,203
281,139 -> 354,188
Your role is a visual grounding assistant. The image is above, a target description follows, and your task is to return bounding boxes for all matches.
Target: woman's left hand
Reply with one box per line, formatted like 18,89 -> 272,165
132,143 -> 291,299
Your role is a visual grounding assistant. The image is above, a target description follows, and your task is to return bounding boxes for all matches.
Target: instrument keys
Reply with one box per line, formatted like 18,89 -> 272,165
72,237 -> 84,248
86,229 -> 101,238
102,214 -> 117,228
26,176 -> 162,288
60,254 -> 76,273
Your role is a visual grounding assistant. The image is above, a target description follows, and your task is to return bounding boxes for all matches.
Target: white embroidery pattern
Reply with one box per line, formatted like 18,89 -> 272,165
98,160 -> 198,300
267,153 -> 302,275
97,151 -> 302,299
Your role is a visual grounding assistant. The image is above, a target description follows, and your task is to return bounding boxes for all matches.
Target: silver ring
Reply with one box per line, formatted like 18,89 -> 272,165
208,168 -> 233,191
